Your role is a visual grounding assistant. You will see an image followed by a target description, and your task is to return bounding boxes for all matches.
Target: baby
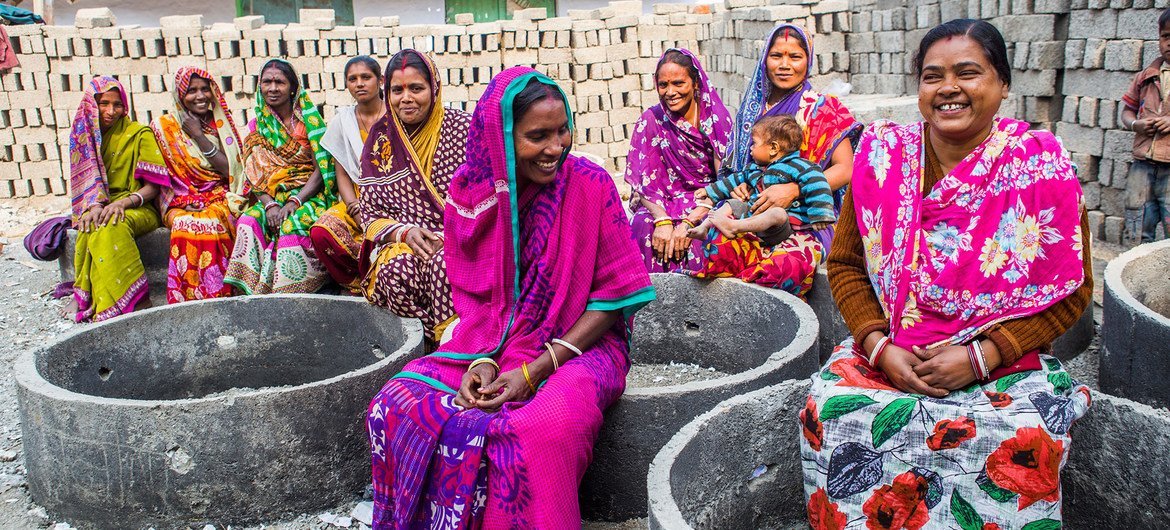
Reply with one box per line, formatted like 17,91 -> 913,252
688,115 -> 835,245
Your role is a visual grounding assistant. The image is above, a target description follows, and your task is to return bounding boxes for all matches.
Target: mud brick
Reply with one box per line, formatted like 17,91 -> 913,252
74,8 -> 116,29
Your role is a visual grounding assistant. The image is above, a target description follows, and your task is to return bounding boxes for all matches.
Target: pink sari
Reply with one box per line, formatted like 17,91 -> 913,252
366,67 -> 655,529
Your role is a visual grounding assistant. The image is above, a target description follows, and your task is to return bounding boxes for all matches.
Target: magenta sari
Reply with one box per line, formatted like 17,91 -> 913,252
624,48 -> 732,273
366,67 -> 655,529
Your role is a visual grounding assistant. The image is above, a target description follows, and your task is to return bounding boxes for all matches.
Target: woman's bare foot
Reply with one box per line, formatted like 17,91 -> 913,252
58,298 -> 78,320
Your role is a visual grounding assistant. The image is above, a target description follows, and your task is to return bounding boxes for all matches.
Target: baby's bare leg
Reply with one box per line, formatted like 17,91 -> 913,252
687,204 -> 730,239
732,207 -> 789,234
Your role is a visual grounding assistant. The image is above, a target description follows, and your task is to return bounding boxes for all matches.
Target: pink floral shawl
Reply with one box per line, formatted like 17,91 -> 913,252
851,118 -> 1085,349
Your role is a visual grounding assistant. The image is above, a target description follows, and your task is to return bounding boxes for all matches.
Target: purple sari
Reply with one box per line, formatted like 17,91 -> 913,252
624,48 -> 732,273
367,67 -> 655,529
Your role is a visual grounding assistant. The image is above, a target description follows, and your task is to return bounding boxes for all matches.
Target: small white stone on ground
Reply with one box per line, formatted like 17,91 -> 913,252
0,450 -> 16,462
319,512 -> 352,527
351,501 -> 373,526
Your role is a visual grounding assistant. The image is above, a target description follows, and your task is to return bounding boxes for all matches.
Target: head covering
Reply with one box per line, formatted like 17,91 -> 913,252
413,66 -> 655,365
623,48 -> 733,218
69,76 -> 127,219
359,49 -> 447,204
851,117 -> 1086,349
731,23 -> 815,171
248,59 -> 336,200
152,67 -> 247,213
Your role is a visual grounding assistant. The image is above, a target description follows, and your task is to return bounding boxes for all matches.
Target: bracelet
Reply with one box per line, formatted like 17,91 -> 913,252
288,195 -> 303,207
468,357 -> 499,373
681,218 -> 696,229
521,361 -> 538,394
262,201 -> 279,211
868,336 -> 891,367
200,142 -> 219,158
544,342 -> 560,372
551,338 -> 583,358
654,219 -> 673,228
395,225 -> 417,244
968,340 -> 989,380
130,192 -> 145,207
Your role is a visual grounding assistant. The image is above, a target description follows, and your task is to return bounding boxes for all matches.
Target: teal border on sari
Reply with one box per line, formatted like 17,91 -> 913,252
400,71 -> 578,371
392,371 -> 458,394
585,285 -> 657,317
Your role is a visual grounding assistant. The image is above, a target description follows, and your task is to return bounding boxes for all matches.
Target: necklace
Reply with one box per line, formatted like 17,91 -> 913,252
356,102 -> 385,135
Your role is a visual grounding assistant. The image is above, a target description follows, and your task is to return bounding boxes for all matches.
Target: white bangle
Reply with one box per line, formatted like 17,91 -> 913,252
550,338 -> 583,358
868,336 -> 891,366
130,192 -> 145,207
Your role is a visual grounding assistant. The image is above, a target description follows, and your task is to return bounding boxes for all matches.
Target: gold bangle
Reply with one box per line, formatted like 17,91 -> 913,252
654,219 -> 673,228
521,361 -> 537,394
468,357 -> 499,373
545,342 -> 559,372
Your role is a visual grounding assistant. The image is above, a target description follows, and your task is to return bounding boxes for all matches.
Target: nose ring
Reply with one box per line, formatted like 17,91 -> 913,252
952,85 -> 959,90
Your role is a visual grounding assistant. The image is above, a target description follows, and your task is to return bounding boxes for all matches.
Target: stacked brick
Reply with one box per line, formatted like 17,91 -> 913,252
702,0 -> 851,109
1057,4 -> 1169,245
1,24 -> 59,198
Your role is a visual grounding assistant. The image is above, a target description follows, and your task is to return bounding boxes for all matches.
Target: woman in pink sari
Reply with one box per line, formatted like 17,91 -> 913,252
803,20 -> 1092,529
366,67 -> 655,529
623,48 -> 732,273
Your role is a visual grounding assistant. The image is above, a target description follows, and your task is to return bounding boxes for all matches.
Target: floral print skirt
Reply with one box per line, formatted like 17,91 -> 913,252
801,341 -> 1091,530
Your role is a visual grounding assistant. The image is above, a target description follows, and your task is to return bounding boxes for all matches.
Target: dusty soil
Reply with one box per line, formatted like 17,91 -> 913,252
626,362 -> 729,387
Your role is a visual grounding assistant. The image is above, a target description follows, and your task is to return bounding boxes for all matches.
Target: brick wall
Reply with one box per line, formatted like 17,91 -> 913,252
0,1 -> 851,200
4,0 -> 1165,246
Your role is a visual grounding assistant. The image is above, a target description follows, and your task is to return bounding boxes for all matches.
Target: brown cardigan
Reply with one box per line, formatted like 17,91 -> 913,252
826,130 -> 1093,366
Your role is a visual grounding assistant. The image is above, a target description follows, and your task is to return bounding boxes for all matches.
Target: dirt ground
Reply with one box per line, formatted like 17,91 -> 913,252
0,197 -> 1122,529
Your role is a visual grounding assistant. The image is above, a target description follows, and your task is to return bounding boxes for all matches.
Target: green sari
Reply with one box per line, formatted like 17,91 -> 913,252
71,115 -> 169,322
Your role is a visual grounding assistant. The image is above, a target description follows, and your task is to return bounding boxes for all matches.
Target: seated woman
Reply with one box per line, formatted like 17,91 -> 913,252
624,48 -> 732,273
151,67 -> 246,303
366,67 -> 655,528
310,55 -> 386,293
803,20 -> 1093,528
225,59 -> 337,294
719,23 -> 861,295
357,50 -> 470,348
66,76 -> 170,322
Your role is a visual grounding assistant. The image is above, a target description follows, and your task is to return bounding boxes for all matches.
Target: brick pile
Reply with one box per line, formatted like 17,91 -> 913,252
0,0 -> 857,199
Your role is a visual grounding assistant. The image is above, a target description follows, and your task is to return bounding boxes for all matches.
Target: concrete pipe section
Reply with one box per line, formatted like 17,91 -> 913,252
807,267 -> 1095,363
16,295 -> 424,529
648,380 -> 1170,529
647,381 -> 812,529
1100,239 -> 1170,408
580,274 -> 820,521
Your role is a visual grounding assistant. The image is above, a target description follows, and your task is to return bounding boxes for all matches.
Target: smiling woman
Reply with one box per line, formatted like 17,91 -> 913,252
150,67 -> 246,303
624,48 -> 732,273
354,50 -> 472,349
805,19 -> 1095,529
365,67 -> 654,528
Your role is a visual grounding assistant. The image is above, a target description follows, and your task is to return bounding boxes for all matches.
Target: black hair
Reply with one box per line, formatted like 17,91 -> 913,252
512,77 -> 563,124
913,19 -> 1011,86
260,59 -> 300,97
385,50 -> 433,87
345,55 -> 382,79
657,49 -> 699,85
1159,8 -> 1170,31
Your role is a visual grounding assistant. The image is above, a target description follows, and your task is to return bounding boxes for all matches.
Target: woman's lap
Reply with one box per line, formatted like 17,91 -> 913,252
629,209 -> 704,273
801,340 -> 1091,528
691,230 -> 822,297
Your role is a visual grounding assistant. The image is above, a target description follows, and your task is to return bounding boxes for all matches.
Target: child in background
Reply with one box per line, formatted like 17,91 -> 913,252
1121,7 -> 1170,242
687,114 -> 835,245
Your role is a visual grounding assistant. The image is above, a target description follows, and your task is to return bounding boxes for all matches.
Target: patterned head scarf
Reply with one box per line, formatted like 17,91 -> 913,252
69,76 -> 127,219
623,48 -> 733,217
251,59 -> 336,199
731,23 -> 816,171
157,67 -> 248,212
381,49 -> 446,180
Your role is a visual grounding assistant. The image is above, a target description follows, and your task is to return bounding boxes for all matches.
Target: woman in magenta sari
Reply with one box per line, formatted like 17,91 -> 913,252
624,48 -> 732,273
366,67 -> 655,529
